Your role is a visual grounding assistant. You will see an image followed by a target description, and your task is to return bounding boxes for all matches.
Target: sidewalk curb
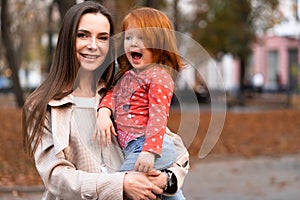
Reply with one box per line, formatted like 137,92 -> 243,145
0,185 -> 44,193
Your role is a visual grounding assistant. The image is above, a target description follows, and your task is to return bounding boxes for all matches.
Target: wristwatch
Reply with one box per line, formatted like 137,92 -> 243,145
161,169 -> 176,194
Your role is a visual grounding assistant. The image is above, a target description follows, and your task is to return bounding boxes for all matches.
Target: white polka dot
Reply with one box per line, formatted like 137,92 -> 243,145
127,114 -> 131,118
149,148 -> 153,152
160,135 -> 163,139
154,128 -> 159,132
158,89 -> 162,93
140,93 -> 144,97
156,118 -> 160,122
156,146 -> 160,149
152,138 -> 156,142
135,120 -> 139,124
163,96 -> 167,99
157,99 -> 161,102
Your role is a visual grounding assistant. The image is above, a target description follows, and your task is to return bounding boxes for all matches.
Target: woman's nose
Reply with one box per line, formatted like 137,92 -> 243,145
87,38 -> 97,50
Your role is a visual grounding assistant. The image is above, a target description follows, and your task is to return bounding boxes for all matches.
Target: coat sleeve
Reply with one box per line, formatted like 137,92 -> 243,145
33,111 -> 125,200
165,128 -> 190,194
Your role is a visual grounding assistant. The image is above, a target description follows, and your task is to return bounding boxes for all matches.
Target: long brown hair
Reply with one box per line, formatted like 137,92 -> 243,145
22,1 -> 115,156
115,7 -> 182,82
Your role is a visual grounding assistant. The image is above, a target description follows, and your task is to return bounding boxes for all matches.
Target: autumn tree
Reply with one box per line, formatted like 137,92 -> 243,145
188,0 -> 279,103
1,0 -> 24,107
1,0 -> 51,107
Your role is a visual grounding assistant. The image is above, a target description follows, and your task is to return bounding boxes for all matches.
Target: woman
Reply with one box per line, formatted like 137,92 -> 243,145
22,1 -> 189,200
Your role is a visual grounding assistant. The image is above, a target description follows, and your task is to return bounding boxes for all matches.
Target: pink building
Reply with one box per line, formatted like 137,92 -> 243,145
250,36 -> 300,92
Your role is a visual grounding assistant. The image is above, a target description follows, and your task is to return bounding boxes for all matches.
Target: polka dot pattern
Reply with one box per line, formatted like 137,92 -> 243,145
99,66 -> 174,155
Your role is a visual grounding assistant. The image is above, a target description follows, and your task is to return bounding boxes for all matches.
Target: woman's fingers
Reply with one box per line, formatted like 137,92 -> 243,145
123,172 -> 163,200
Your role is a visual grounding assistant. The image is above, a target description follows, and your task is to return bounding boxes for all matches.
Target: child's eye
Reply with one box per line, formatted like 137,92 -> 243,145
125,36 -> 132,40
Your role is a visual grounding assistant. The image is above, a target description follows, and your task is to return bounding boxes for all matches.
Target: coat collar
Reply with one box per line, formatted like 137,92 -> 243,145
48,95 -> 74,107
48,94 -> 99,155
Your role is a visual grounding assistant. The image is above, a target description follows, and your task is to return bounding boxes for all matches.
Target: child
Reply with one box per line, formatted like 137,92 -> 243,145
96,7 -> 186,199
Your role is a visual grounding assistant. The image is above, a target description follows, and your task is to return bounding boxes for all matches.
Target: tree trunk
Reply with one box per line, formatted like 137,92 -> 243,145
1,0 -> 24,107
238,55 -> 246,105
144,0 -> 159,9
54,0 -> 76,19
46,2 -> 54,73
173,0 -> 179,31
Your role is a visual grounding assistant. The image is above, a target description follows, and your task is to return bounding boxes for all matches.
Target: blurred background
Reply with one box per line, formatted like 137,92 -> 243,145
0,0 -> 299,107
0,0 -> 300,199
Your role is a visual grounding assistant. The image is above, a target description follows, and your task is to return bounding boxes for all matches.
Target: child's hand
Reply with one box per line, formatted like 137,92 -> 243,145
134,151 -> 155,173
94,107 -> 117,146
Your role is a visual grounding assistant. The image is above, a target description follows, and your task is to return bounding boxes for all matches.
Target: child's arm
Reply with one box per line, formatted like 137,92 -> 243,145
134,151 -> 155,173
135,70 -> 174,173
94,107 -> 117,145
94,90 -> 117,145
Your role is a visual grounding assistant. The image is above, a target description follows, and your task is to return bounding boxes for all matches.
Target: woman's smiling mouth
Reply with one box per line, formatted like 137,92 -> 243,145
80,53 -> 100,59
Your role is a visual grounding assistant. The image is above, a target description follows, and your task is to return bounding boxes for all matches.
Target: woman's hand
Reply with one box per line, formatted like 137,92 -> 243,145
147,169 -> 167,190
94,107 -> 117,145
123,172 -> 163,200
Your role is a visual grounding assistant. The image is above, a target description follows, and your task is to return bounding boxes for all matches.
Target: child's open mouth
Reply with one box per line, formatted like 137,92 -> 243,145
131,52 -> 142,60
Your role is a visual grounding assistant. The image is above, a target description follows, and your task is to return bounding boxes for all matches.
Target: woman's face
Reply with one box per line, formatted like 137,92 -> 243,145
124,24 -> 153,70
76,12 -> 110,71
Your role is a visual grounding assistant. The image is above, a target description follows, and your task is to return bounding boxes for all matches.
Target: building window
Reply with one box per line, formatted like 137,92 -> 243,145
267,50 -> 279,90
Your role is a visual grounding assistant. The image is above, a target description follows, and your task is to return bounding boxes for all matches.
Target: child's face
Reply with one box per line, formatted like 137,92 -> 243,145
124,24 -> 153,70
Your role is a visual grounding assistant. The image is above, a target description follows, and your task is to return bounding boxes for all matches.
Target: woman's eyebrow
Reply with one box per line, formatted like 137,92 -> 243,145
99,32 -> 110,35
77,29 -> 109,35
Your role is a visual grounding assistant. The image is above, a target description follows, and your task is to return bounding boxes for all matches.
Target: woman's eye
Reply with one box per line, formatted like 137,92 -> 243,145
77,33 -> 87,38
99,36 -> 109,41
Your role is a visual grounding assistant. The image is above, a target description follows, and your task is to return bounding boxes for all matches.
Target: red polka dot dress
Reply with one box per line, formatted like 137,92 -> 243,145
99,66 -> 174,156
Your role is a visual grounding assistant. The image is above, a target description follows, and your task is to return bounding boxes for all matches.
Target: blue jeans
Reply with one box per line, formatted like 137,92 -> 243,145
159,189 -> 186,200
120,134 -> 176,171
120,135 -> 185,200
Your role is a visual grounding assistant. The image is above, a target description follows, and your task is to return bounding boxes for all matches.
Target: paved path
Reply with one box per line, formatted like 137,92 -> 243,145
1,154 -> 300,200
183,154 -> 300,200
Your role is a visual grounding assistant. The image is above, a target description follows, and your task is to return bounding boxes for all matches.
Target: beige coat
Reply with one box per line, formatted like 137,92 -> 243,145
32,94 -> 189,200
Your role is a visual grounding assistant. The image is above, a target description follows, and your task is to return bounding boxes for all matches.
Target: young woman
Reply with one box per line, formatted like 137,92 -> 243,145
23,2 -> 188,200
